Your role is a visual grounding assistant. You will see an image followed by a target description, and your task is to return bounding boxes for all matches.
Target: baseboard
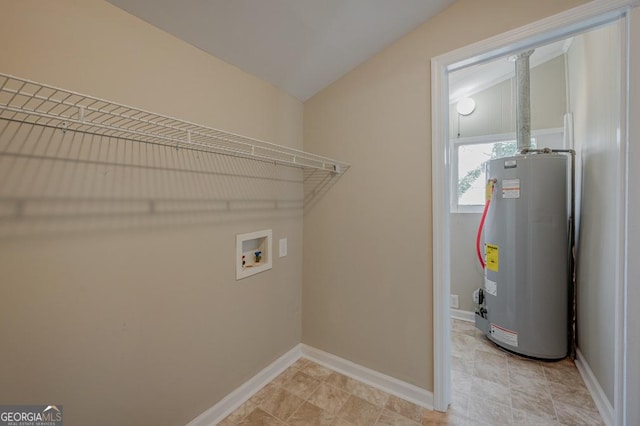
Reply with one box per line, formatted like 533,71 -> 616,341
575,348 -> 614,426
186,344 -> 302,426
300,344 -> 433,410
188,343 -> 434,425
450,308 -> 475,323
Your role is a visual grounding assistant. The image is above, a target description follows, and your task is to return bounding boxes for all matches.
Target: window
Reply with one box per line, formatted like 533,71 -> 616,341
451,136 -> 534,212
450,129 -> 565,212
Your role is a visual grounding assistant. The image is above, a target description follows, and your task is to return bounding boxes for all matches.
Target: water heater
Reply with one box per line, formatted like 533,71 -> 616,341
475,152 -> 569,359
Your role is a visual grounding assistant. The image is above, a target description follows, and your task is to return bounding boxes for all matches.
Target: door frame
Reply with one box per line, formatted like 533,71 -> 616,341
431,1 -> 637,424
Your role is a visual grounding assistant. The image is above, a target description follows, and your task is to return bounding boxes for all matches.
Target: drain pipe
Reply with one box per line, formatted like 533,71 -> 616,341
514,50 -> 534,153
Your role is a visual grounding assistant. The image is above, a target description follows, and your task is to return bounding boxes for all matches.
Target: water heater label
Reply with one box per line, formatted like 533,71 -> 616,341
485,244 -> 499,272
502,179 -> 520,198
504,159 -> 517,169
491,323 -> 518,347
484,277 -> 497,296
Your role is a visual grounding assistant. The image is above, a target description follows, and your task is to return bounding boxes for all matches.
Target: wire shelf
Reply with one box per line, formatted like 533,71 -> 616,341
0,73 -> 350,174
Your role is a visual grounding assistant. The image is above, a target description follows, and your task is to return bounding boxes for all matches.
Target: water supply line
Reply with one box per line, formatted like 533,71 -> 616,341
476,179 -> 497,269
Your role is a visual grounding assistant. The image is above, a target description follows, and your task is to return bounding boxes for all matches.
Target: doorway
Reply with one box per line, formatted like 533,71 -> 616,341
431,2 -> 633,424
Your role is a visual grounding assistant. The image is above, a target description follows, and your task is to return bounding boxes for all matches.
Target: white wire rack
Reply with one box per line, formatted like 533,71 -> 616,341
0,73 -> 349,173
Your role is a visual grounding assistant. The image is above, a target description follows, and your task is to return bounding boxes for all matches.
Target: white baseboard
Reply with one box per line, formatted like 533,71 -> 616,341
575,348 -> 614,426
188,343 -> 434,425
186,345 -> 302,426
450,308 -> 475,323
300,344 -> 433,410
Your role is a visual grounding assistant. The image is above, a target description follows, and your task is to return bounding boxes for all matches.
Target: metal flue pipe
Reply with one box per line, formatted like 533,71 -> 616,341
514,50 -> 534,152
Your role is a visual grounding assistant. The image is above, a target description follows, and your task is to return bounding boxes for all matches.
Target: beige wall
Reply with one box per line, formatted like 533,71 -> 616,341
567,20 -> 622,406
303,0 -> 588,391
0,1 -> 303,425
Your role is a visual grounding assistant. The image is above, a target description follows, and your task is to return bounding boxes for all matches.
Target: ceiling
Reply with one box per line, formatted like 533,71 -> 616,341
106,0 -> 456,101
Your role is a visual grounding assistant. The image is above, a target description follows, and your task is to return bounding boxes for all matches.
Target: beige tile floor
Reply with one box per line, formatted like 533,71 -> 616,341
219,319 -> 603,425
449,318 -> 603,426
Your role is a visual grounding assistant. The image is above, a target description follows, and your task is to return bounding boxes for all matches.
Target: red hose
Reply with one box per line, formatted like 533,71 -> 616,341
476,184 -> 494,269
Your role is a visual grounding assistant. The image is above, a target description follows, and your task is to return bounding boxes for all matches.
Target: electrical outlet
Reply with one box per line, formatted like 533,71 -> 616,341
450,294 -> 459,309
279,238 -> 287,257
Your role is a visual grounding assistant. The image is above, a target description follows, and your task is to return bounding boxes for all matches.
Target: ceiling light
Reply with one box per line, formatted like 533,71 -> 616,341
457,97 -> 476,116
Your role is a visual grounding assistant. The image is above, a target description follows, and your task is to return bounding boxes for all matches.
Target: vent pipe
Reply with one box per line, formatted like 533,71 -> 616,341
514,50 -> 534,152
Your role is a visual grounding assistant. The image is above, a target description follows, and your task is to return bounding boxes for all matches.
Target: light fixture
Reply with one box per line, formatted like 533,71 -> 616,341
456,97 -> 476,116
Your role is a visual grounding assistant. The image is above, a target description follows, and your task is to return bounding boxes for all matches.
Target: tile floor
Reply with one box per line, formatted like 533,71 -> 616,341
448,318 -> 603,426
218,319 -> 603,425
